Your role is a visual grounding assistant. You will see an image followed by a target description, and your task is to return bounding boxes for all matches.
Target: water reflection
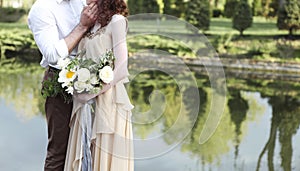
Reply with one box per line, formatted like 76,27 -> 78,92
0,68 -> 300,170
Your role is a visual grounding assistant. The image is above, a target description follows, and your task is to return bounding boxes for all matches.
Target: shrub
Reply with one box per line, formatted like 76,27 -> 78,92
0,7 -> 27,22
212,9 -> 223,18
232,0 -> 253,36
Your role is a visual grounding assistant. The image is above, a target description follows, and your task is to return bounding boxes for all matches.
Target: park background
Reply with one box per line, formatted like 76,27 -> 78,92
1,0 -> 300,171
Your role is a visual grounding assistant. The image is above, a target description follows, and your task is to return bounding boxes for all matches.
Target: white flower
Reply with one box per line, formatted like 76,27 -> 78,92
90,74 -> 99,85
77,68 -> 91,82
57,57 -> 71,69
99,66 -> 114,84
58,68 -> 76,86
74,81 -> 87,93
66,86 -> 74,95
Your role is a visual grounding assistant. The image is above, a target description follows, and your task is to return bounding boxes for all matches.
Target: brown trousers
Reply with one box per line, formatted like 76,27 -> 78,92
43,67 -> 73,171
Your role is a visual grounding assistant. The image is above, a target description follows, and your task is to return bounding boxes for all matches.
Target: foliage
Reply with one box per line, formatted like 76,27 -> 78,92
41,69 -> 73,104
212,8 -> 223,18
127,0 -> 143,15
232,0 -> 253,36
162,0 -> 173,14
252,0 -> 263,16
0,27 -> 40,62
277,0 -> 300,36
142,0 -> 160,13
268,0 -> 280,17
185,0 -> 210,32
173,0 -> 186,18
0,7 -> 27,22
224,0 -> 239,18
128,0 -> 160,16
0,67 -> 45,118
127,35 -> 194,57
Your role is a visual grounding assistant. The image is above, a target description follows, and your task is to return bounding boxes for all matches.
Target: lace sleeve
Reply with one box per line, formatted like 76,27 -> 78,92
111,15 -> 129,85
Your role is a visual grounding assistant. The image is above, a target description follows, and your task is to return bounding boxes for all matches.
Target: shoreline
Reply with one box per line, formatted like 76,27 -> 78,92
129,53 -> 300,82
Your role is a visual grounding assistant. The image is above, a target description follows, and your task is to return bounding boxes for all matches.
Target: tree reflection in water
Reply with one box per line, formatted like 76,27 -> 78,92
0,69 -> 45,119
256,95 -> 300,171
1,68 -> 300,170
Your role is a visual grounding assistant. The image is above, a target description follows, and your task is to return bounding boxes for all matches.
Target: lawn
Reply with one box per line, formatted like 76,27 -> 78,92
1,17 -> 300,62
128,17 -> 296,36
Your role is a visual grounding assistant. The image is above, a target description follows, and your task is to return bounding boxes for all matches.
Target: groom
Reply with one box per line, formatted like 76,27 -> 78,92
28,0 -> 98,170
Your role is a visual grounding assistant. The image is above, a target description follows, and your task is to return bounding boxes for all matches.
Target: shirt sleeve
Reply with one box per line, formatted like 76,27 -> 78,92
110,15 -> 129,86
28,5 -> 69,65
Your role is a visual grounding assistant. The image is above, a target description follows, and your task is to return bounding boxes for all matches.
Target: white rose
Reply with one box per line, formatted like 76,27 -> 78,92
74,81 -> 87,93
77,68 -> 91,82
99,66 -> 114,84
90,74 -> 99,85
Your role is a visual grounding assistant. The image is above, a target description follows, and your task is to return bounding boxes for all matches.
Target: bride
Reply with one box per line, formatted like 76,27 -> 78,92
64,0 -> 134,170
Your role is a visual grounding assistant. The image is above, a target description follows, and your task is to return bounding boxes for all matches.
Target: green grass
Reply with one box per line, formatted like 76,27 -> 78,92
128,17 -> 299,36
1,16 -> 297,36
0,22 -> 29,30
207,17 -> 292,35
1,17 -> 300,63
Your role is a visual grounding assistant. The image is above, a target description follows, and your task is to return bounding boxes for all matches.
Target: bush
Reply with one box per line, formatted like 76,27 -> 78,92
212,9 -> 223,18
0,7 -> 27,22
277,0 -> 300,36
224,0 -> 239,18
232,0 -> 253,36
0,29 -> 41,63
185,0 -> 210,32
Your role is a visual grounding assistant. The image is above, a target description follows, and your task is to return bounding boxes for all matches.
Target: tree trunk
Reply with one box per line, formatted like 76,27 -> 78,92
0,0 -> 3,7
240,30 -> 244,36
289,28 -> 293,37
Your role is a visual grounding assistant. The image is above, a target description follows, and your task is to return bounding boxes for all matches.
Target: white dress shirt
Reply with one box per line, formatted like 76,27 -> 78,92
28,0 -> 86,68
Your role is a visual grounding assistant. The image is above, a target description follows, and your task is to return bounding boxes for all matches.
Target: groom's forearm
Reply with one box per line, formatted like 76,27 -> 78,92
64,24 -> 89,54
64,2 -> 98,54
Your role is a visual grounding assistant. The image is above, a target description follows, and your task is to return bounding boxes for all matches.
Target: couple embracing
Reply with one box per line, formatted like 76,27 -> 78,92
28,0 -> 134,170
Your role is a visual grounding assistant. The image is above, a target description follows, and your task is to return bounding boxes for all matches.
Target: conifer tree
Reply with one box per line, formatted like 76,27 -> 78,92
277,0 -> 300,36
185,0 -> 210,32
127,0 -> 143,14
232,0 -> 253,36
224,0 -> 239,18
142,0 -> 160,13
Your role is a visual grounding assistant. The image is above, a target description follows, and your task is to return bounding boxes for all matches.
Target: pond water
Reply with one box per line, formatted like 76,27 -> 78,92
1,65 -> 300,171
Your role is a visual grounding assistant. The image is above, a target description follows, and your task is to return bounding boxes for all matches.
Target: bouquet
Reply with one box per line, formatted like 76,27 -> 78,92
57,49 -> 115,95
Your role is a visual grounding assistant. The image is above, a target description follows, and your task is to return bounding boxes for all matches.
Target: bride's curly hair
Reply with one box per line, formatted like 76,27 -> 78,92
97,0 -> 129,27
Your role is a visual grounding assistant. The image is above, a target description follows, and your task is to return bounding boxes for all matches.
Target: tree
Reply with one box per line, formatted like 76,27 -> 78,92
252,0 -> 263,16
277,0 -> 300,36
185,0 -> 210,32
142,0 -> 160,13
127,0 -> 143,14
224,0 -> 239,18
173,0 -> 186,18
232,0 -> 253,36
163,0 -> 173,14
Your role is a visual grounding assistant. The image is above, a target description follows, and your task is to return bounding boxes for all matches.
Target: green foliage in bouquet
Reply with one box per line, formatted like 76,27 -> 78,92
41,70 -> 73,103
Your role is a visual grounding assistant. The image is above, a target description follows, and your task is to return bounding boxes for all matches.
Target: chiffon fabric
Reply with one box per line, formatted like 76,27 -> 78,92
64,14 -> 134,171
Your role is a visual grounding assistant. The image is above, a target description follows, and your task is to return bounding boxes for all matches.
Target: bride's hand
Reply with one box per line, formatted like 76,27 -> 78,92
100,84 -> 112,94
74,92 -> 97,104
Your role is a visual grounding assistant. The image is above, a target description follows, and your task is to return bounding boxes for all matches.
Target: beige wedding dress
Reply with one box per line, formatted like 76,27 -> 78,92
64,14 -> 134,171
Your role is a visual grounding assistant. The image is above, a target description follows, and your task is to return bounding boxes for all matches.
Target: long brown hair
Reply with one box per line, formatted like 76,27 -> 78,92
97,0 -> 129,27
